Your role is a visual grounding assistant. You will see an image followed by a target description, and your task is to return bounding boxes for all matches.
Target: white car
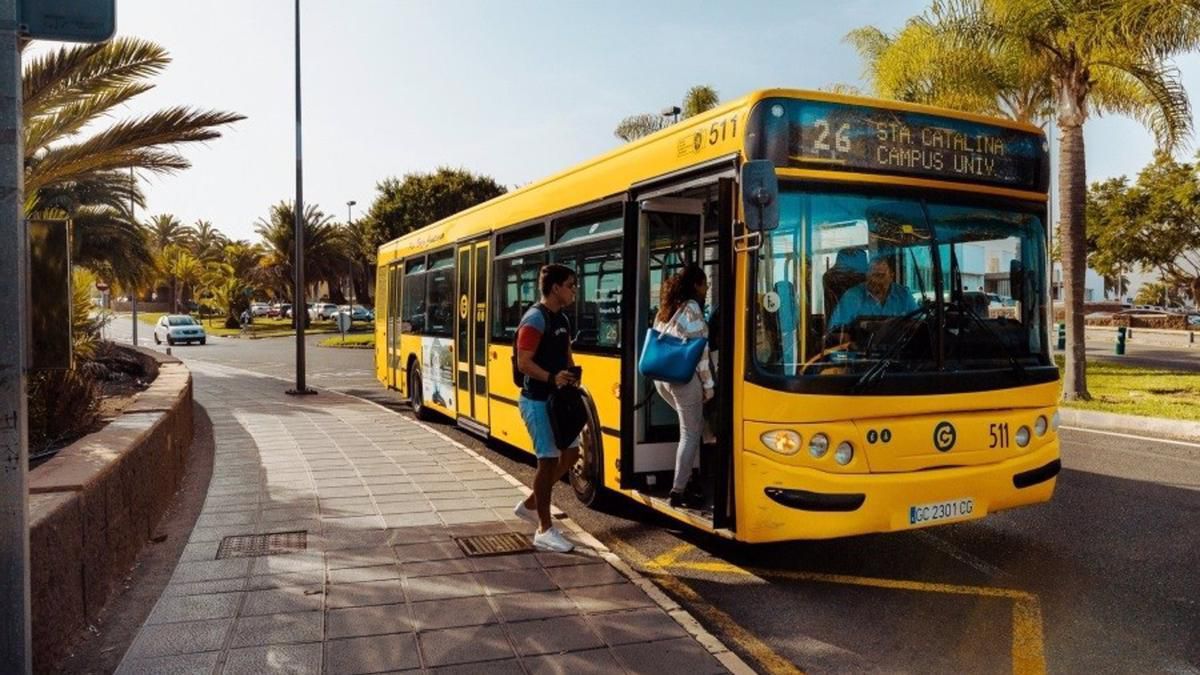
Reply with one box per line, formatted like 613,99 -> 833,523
311,302 -> 339,320
250,303 -> 270,317
154,314 -> 206,346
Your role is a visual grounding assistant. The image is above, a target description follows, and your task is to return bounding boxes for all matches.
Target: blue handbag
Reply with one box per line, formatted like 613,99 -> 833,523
638,326 -> 708,384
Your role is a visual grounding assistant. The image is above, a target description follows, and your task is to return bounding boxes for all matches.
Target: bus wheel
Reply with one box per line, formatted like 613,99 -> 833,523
409,364 -> 433,421
570,407 -> 609,508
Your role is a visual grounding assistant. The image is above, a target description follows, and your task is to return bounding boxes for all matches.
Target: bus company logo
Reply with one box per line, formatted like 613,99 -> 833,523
933,422 -> 956,452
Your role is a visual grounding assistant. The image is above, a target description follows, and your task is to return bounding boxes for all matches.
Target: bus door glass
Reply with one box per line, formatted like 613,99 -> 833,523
472,242 -> 490,426
389,261 -> 402,389
633,196 -> 705,489
454,240 -> 491,428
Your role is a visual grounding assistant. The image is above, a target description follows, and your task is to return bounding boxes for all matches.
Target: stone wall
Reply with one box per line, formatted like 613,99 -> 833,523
26,346 -> 192,670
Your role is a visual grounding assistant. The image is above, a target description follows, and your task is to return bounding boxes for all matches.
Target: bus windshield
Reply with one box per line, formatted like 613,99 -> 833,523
752,188 -> 1052,394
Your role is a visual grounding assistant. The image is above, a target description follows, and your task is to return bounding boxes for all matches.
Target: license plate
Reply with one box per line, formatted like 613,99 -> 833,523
908,498 -> 975,526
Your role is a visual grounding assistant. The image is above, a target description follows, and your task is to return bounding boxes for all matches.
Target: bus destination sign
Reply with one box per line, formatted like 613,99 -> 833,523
748,99 -> 1048,192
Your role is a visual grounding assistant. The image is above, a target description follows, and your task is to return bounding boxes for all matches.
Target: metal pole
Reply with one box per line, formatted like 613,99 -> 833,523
287,0 -> 313,395
0,0 -> 31,670
346,200 -> 355,308
130,166 -> 138,346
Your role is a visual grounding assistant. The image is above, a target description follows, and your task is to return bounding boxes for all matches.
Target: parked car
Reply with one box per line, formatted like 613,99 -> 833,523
338,304 -> 374,322
154,314 -> 206,346
310,302 -> 339,320
250,302 -> 270,317
268,303 -> 291,318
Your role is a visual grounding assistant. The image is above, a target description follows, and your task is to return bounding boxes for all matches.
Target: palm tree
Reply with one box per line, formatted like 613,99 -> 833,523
253,201 -> 344,303
190,220 -> 228,262
156,244 -> 202,313
847,0 -> 1200,400
23,37 -> 243,288
614,85 -> 721,142
147,213 -> 194,253
341,216 -> 377,306
219,241 -> 263,325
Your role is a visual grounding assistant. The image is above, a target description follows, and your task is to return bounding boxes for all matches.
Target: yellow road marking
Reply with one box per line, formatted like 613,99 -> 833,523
647,543 -> 693,568
607,539 -> 804,675
1011,599 -> 1047,675
648,543 -> 1047,675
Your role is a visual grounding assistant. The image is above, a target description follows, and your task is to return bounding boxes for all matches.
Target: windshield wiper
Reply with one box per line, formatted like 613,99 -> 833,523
944,244 -> 1026,381
853,303 -> 935,392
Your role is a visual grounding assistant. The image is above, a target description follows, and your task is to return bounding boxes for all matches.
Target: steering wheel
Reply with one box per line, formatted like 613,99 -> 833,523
799,340 -> 853,375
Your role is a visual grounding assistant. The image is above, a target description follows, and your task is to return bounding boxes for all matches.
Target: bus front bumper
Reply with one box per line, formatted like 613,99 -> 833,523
739,440 -> 1060,543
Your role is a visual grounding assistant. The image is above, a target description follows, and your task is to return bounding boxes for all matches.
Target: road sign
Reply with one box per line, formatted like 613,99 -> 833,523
336,311 -> 351,335
18,0 -> 115,43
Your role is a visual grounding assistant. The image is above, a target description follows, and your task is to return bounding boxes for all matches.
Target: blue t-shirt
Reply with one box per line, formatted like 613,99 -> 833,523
828,283 -> 918,330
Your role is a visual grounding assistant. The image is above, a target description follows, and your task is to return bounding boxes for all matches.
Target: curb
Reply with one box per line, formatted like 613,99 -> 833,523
183,356 -> 757,675
1059,407 -> 1200,443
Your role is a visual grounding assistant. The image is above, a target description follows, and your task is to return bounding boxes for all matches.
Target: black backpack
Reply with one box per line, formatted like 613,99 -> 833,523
511,303 -> 549,387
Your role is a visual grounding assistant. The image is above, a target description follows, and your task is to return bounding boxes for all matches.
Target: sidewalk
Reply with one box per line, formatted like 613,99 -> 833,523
115,360 -> 737,674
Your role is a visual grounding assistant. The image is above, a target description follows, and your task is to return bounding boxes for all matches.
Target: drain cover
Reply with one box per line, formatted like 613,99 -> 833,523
216,530 -> 307,559
454,532 -> 533,557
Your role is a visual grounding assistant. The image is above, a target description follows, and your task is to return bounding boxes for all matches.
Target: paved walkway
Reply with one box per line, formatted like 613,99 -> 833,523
115,360 -> 735,674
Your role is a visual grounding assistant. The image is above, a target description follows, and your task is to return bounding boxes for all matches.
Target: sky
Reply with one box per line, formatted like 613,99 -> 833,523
43,0 -> 1200,244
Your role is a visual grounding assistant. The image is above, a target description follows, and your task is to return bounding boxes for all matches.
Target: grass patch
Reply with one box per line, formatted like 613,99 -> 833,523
1057,356 -> 1200,421
319,333 -> 375,349
205,317 -> 345,338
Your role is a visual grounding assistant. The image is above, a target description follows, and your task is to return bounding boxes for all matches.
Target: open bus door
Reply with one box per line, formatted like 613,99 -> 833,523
620,174 -> 735,530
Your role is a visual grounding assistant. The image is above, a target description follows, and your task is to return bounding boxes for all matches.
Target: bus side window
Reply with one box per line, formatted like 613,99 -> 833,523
551,239 -> 622,349
403,257 -> 427,334
492,253 -> 546,341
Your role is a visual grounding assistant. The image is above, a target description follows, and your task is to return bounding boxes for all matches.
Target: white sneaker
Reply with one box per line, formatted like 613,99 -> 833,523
533,527 -> 574,553
513,500 -> 539,527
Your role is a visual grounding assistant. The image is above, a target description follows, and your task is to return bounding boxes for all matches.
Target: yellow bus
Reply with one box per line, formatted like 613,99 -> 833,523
374,88 -> 1061,543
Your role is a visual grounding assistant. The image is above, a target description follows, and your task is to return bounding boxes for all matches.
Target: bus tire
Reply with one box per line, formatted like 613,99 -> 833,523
408,362 -> 434,421
570,390 -> 611,509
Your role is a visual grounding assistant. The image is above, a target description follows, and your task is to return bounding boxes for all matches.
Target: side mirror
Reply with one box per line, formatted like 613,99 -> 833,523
741,160 -> 780,232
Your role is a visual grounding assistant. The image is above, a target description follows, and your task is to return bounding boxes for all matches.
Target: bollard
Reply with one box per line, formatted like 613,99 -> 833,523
165,346 -> 172,356
1115,326 -> 1126,355
1056,322 -> 1066,351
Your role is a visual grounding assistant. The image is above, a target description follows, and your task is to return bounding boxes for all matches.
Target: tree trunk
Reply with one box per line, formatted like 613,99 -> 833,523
1059,120 -> 1090,400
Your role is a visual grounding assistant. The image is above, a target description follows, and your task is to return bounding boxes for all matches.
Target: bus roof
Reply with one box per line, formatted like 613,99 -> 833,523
381,88 -> 1044,260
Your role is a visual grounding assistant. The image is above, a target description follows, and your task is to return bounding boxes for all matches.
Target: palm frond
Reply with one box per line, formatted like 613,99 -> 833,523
23,37 -> 168,124
30,169 -> 142,216
25,81 -> 155,155
1091,58 -> 1192,151
26,106 -> 246,195
67,206 -> 156,289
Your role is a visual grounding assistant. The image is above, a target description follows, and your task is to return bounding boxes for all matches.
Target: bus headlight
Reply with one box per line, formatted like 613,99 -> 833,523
1015,426 -> 1031,447
834,441 -> 854,465
1051,410 -> 1061,431
761,430 -> 802,455
809,433 -> 830,459
1035,416 -> 1048,436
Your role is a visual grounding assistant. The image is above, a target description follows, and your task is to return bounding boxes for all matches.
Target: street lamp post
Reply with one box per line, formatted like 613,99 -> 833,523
661,105 -> 681,125
346,200 -> 356,308
286,0 -> 314,396
130,166 -> 138,346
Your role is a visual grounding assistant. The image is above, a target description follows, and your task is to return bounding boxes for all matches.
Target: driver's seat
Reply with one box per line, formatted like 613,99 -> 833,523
823,248 -> 868,321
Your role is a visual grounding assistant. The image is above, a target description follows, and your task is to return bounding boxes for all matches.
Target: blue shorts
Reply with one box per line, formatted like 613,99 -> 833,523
518,395 -> 580,460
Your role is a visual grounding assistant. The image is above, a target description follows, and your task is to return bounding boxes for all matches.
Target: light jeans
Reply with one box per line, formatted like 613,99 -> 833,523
654,376 -> 705,492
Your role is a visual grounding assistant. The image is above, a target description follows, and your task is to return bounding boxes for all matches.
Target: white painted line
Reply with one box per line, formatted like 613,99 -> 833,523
1062,426 -> 1200,449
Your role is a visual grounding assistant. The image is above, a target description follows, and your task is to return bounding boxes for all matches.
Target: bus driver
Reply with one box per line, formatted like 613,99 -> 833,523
826,254 -> 917,343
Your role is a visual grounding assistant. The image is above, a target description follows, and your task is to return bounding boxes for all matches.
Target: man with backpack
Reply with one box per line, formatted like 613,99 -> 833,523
513,264 -> 580,552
